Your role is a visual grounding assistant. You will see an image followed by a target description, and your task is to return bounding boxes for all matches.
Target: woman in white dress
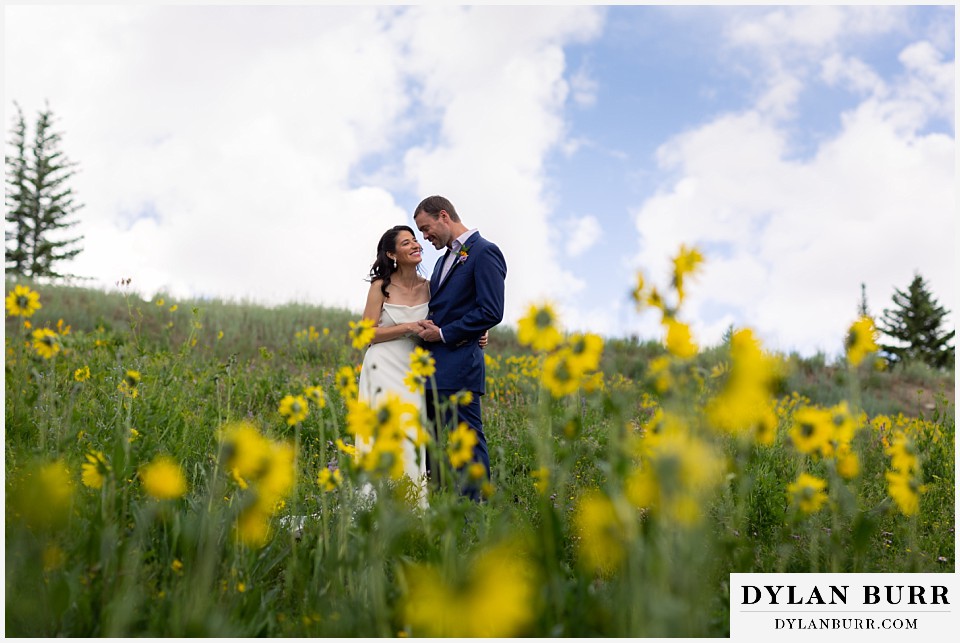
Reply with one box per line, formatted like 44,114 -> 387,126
356,226 -> 488,505
357,226 -> 432,500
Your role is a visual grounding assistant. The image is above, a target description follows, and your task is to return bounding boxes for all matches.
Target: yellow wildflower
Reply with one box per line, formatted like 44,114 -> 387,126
447,422 -> 478,469
631,272 -> 646,309
626,428 -> 724,526
575,490 -> 627,575
278,394 -> 309,426
663,318 -> 697,358
789,406 -> 834,457
236,506 -> 272,548
334,365 -> 359,399
449,390 -> 474,406
401,541 -> 537,637
74,366 -> 91,382
140,455 -> 188,500
317,467 -> 343,492
220,421 -> 272,487
346,398 -> 379,443
303,385 -> 326,409
567,332 -> 603,373
885,469 -> 923,516
541,349 -> 581,398
118,370 -> 141,398
335,438 -> 357,457
409,346 -> 436,378
81,451 -> 110,490
32,328 -> 61,359
5,284 -> 41,317
517,302 -> 563,352
787,473 -> 828,515
845,316 -> 878,367
348,318 -> 376,349
671,244 -> 704,303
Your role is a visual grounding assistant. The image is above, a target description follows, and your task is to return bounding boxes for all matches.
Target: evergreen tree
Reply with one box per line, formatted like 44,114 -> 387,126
878,273 -> 955,369
857,282 -> 869,318
4,101 -> 84,279
5,103 -> 31,274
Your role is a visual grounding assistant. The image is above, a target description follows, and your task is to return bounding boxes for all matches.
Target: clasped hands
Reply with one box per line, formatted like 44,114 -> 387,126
411,320 -> 489,348
415,319 -> 443,342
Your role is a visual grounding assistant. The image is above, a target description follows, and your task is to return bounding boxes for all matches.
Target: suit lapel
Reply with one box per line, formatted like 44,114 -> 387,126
434,232 -> 480,295
431,251 -> 448,294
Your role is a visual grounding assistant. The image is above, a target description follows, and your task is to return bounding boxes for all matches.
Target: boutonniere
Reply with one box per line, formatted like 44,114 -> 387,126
456,245 -> 470,265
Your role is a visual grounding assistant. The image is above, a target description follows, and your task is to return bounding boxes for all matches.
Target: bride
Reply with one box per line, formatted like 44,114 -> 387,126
356,225 -> 487,505
357,225 -> 432,498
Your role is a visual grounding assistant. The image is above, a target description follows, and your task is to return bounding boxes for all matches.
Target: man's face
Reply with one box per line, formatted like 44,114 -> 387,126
414,210 -> 451,250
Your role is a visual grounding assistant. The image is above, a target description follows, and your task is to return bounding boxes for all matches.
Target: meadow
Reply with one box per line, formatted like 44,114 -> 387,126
4,253 -> 955,637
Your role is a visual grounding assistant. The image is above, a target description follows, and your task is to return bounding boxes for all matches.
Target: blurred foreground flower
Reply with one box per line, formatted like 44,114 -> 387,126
575,490 -> 627,575
9,460 -> 75,530
317,467 -> 343,492
845,316 -> 879,367
140,455 -> 188,500
401,542 -> 538,637
279,394 -> 309,425
81,451 -> 111,490
626,427 -> 724,526
6,284 -> 42,317
885,431 -> 925,516
517,302 -> 562,352
447,422 -> 478,469
118,370 -> 141,398
348,318 -> 376,349
335,365 -> 359,399
219,421 -> 296,547
32,328 -> 61,359
787,473 -> 828,515
303,385 -> 326,409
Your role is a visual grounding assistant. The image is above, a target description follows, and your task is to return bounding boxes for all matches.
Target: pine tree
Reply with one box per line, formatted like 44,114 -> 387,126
5,103 -> 31,274
877,273 -> 955,369
4,101 -> 84,279
857,282 -> 869,318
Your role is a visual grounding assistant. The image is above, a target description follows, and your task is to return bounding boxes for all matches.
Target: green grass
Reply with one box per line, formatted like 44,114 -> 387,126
5,278 -> 955,637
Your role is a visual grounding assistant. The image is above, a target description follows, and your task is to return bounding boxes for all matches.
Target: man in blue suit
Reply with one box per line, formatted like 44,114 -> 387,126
414,195 -> 507,501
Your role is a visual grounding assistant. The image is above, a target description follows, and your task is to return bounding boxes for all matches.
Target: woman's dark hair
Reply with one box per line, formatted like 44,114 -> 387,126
368,225 -> 418,298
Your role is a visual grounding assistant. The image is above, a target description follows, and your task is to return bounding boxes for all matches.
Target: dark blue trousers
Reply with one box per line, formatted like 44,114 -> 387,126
425,388 -> 489,501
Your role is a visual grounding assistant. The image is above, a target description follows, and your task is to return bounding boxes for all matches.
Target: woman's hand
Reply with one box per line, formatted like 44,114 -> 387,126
479,330 -> 489,349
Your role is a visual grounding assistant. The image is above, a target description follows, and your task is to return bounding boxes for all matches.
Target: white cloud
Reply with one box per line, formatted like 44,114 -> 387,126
5,5 -> 605,323
632,34 -> 955,358
725,6 -> 904,53
724,6 -> 908,121
563,215 -> 602,258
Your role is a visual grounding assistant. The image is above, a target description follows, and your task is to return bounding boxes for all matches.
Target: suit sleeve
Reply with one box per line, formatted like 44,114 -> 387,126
441,243 -> 506,346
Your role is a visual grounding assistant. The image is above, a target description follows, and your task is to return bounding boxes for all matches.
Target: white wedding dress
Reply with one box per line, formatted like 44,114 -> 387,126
357,302 -> 429,505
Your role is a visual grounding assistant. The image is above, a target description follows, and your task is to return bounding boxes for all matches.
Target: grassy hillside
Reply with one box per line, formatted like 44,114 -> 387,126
4,277 -> 955,637
7,277 -> 953,419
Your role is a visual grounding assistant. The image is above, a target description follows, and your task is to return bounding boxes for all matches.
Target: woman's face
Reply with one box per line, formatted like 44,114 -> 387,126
391,230 -> 423,267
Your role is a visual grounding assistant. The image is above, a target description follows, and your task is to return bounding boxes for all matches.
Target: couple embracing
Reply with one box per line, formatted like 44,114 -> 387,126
356,195 -> 507,503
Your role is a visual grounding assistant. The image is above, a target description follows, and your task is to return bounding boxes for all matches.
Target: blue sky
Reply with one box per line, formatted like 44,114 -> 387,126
4,4 -> 955,359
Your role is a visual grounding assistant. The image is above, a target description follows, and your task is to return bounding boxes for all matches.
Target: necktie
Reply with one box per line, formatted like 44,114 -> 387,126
440,241 -> 460,284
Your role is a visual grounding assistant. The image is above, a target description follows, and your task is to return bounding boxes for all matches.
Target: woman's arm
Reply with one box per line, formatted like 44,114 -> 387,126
361,281 -> 420,345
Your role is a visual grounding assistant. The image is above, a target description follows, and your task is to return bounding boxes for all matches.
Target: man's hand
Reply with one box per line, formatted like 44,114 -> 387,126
417,319 -> 443,343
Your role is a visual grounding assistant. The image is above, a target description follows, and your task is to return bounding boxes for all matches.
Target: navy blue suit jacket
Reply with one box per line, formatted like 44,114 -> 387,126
427,231 -> 506,395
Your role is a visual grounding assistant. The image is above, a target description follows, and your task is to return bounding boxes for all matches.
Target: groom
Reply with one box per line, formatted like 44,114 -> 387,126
413,195 -> 507,501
